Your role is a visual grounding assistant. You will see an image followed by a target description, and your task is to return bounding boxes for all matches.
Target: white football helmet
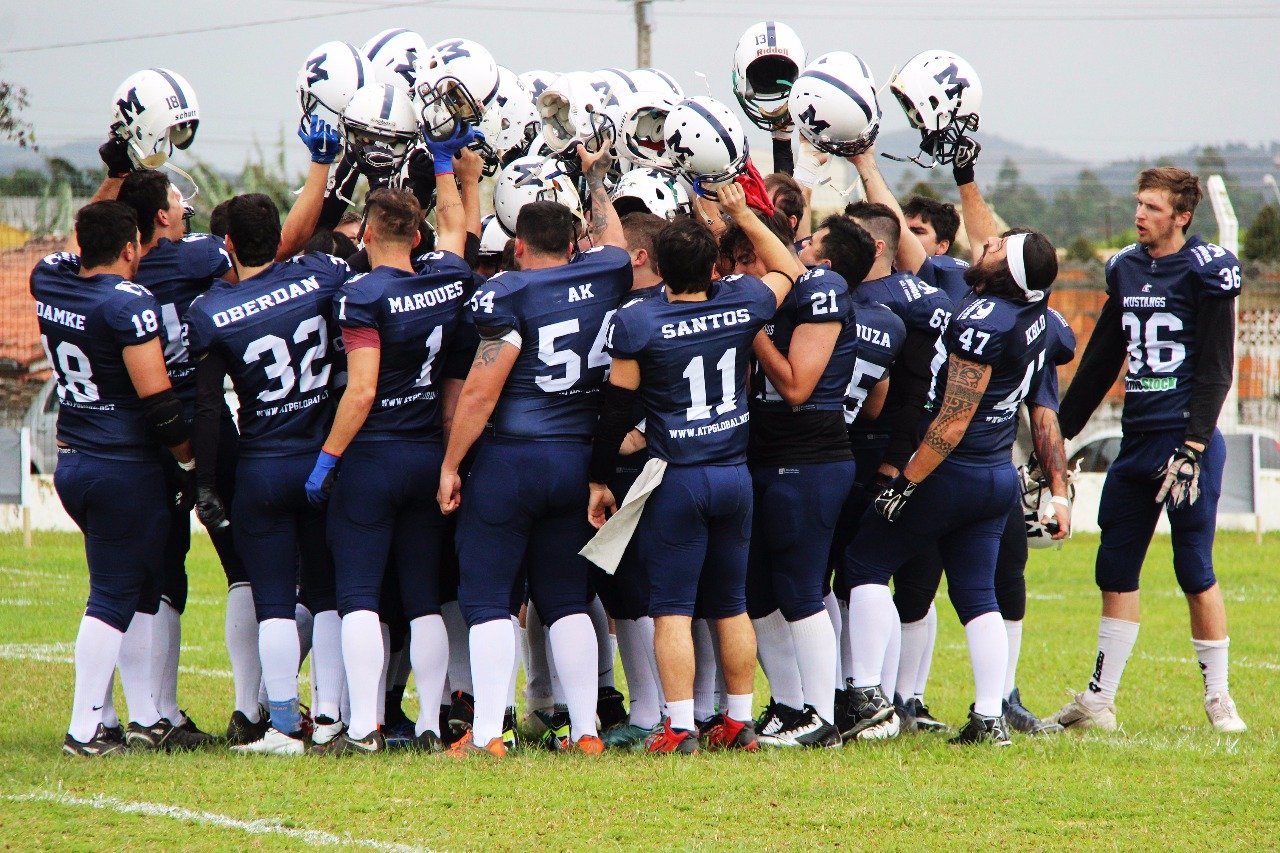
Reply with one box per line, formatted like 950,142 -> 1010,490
663,96 -> 749,198
493,155 -> 583,232
591,68 -> 641,106
1019,463 -> 1074,550
517,70 -> 558,103
888,50 -> 983,166
614,91 -> 679,170
789,52 -> 881,157
340,83 -> 420,179
362,29 -> 428,101
732,21 -> 806,129
111,68 -> 200,169
629,68 -> 684,99
610,168 -> 691,220
479,213 -> 511,256
537,72 -> 615,155
415,38 -> 501,141
490,68 -> 539,155
298,42 -> 372,125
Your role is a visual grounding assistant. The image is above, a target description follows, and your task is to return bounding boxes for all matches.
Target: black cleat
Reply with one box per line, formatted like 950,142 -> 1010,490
904,697 -> 949,732
841,685 -> 894,740
447,690 -> 475,742
125,718 -> 207,752
226,709 -> 270,746
949,706 -> 1012,746
101,724 -> 125,744
438,704 -> 452,744
597,686 -> 628,732
893,694 -> 917,733
414,730 -> 445,753
502,707 -> 521,751
1003,687 -> 1064,735
314,730 -> 385,756
760,705 -> 841,748
173,712 -> 219,747
755,700 -> 804,741
64,724 -> 126,757
533,707 -> 570,751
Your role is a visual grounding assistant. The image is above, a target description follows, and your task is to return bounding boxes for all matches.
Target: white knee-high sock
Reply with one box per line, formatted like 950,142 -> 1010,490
587,596 -> 614,689
790,612 -> 837,722
914,602 -> 938,700
1086,616 -> 1139,706
548,613 -> 600,741
1003,619 -> 1024,698
225,584 -> 261,719
410,614 -> 449,737
376,621 -> 391,725
508,616 -> 521,710
310,610 -> 343,722
708,623 -> 728,710
340,610 -> 383,739
615,617 -> 661,729
101,671 -> 120,729
965,611 -> 1009,718
295,603 -> 313,669
258,617 -> 300,703
68,616 -> 123,742
469,619 -> 514,745
1192,637 -> 1230,696
545,626 -> 565,706
440,600 -> 472,695
118,612 -> 160,726
880,612 -> 902,701
753,610 -> 803,709
839,600 -> 854,683
692,619 -> 717,720
898,615 -> 931,702
152,600 -> 182,723
848,584 -> 895,688
523,604 -> 553,708
823,591 -> 843,687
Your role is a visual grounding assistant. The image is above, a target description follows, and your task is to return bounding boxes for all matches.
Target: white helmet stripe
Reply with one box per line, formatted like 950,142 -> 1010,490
804,69 -> 873,123
684,101 -> 737,162
152,68 -> 188,109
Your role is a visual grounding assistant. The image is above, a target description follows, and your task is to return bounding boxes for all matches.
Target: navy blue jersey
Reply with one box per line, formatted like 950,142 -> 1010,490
467,245 -> 632,441
859,270 -> 953,402
31,253 -> 164,461
752,266 -> 855,412
1106,236 -> 1241,432
336,250 -> 471,442
845,293 -> 907,449
607,275 -> 776,466
132,234 -> 232,403
1029,307 -> 1077,412
184,253 -> 349,457
917,254 -> 971,305
943,292 -> 1048,465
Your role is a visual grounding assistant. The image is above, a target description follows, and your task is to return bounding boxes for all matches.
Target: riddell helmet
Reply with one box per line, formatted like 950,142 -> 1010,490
415,38 -> 501,141
615,91 -> 679,169
537,72 -> 615,155
610,167 -> 692,220
731,21 -> 806,129
663,96 -> 749,198
297,42 -> 372,124
889,50 -> 983,166
1019,463 -> 1074,550
629,67 -> 684,99
362,29 -> 428,100
340,83 -> 420,179
789,52 -> 881,157
493,154 -> 583,232
111,68 -> 200,169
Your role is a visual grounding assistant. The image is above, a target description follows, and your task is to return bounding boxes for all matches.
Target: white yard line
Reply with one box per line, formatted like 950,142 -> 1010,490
6,791 -> 438,853
0,599 -> 33,606
0,643 -> 235,680
1137,652 -> 1280,672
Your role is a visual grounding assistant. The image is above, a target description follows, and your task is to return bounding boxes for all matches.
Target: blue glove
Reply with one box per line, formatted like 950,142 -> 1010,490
298,114 -> 341,165
425,124 -> 477,175
305,450 -> 340,505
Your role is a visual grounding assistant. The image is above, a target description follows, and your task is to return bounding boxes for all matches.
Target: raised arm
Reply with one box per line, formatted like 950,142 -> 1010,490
277,116 -> 341,261
954,153 -> 999,264
718,181 -> 804,307
849,148 -> 927,275
578,143 -> 625,250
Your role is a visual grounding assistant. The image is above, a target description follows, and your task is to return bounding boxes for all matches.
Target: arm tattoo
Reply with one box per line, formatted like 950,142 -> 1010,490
587,181 -> 610,243
474,339 -> 506,368
921,358 -> 986,459
1032,408 -> 1069,491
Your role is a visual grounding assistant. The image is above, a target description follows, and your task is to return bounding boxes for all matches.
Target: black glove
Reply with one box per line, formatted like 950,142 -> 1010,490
874,475 -> 919,523
100,135 -> 136,178
864,470 -> 895,500
169,465 -> 197,514
952,136 -> 981,186
1154,444 -> 1202,509
195,486 -> 230,531
405,147 -> 439,212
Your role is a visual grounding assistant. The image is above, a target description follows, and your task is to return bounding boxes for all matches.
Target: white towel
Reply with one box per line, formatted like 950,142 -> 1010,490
579,457 -> 668,575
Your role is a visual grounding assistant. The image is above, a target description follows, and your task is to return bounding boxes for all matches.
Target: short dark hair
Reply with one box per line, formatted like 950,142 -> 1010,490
516,200 -> 577,256
366,187 -> 422,245
621,212 -> 666,262
303,229 -> 357,259
225,193 -> 281,267
655,218 -> 717,294
817,215 -> 877,285
903,196 -> 960,246
117,170 -> 173,245
766,174 -> 805,238
844,200 -> 900,257
209,199 -> 233,238
75,201 -> 139,269
718,210 -> 794,271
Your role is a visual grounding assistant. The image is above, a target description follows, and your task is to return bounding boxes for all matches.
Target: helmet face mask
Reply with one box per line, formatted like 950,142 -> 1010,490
341,83 -> 420,179
414,38 -> 500,139
887,50 -> 982,168
538,73 -> 617,156
731,21 -> 806,130
418,76 -> 483,142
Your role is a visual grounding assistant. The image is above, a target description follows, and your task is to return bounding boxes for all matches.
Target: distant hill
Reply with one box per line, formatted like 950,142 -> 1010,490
0,140 -> 102,173
870,129 -> 1087,194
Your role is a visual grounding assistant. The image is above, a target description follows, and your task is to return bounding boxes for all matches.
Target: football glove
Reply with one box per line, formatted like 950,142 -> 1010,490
424,124 -> 478,175
305,450 -> 340,505
100,135 -> 136,178
952,136 -> 980,186
874,474 -> 919,523
169,464 -> 197,514
1154,444 -> 1201,509
195,486 -> 229,531
298,113 -> 341,165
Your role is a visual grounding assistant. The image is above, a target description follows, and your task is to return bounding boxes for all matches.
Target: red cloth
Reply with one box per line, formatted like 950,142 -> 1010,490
341,326 -> 381,352
736,159 -> 775,217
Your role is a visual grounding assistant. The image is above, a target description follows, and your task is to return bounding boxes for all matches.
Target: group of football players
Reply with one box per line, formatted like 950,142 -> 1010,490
37,20 -> 1247,759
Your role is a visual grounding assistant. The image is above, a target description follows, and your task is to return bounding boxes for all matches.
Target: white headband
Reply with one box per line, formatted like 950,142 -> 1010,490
1004,233 -> 1044,303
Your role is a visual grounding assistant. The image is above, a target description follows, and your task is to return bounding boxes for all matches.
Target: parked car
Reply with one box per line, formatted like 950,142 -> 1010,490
1068,427 -> 1280,473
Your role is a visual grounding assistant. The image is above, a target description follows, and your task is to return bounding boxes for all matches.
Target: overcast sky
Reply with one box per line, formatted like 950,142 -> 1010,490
3,0 -> 1278,176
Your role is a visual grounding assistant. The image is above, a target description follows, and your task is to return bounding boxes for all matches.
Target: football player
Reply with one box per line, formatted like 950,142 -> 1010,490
1049,168 -> 1246,733
903,196 -> 970,305
438,143 -> 630,757
184,193 -> 351,756
39,201 -> 204,754
588,182 -> 803,754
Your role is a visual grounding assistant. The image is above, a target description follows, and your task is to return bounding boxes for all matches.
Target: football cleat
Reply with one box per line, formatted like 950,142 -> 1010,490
313,730 -> 385,756
125,718 -> 207,752
759,705 -> 842,748
602,723 -> 652,751
444,730 -> 508,758
755,699 -> 804,739
1004,688 -> 1063,735
1045,690 -> 1118,732
174,712 -> 219,747
597,686 -> 628,732
1204,692 -> 1247,733
438,704 -> 451,744
645,718 -> 700,754
855,709 -> 902,741
63,725 -> 126,757
949,707 -> 1012,746
565,734 -> 606,754
225,709 -> 269,746
696,714 -> 722,742
383,718 -> 416,751
502,707 -> 521,751
534,707 -> 571,752
893,694 -> 918,733
703,716 -> 759,752
447,690 -> 475,740
229,726 -> 307,756
311,715 -> 345,747
414,730 -> 445,753
904,697 -> 949,732
841,685 -> 894,740
101,724 -> 125,744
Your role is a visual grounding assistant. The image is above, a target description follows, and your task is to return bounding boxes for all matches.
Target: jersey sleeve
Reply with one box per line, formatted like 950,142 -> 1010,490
1029,361 -> 1061,411
945,299 -> 1008,366
300,251 -> 353,289
415,249 -> 473,280
467,272 -> 521,332
335,273 -> 382,331
1046,308 -> 1077,366
1195,243 -> 1243,300
793,267 -> 851,324
605,301 -> 646,360
1103,243 -> 1138,297
182,294 -> 217,357
570,245 -> 631,275
106,282 -> 164,347
183,233 -> 232,278
900,278 -> 952,333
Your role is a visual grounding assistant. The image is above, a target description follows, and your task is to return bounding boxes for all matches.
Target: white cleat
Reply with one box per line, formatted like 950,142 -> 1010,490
311,718 -> 345,746
1204,693 -> 1247,733
1045,690 -> 1118,732
855,710 -> 901,741
229,726 -> 305,756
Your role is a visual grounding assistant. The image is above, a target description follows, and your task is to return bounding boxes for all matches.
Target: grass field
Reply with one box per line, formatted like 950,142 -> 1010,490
0,531 -> 1277,851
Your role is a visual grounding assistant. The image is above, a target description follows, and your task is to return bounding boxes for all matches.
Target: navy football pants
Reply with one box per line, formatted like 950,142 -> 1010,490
591,452 -> 651,621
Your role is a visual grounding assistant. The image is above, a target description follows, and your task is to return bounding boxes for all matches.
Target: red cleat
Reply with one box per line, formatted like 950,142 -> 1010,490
703,716 -> 759,752
645,719 -> 700,754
